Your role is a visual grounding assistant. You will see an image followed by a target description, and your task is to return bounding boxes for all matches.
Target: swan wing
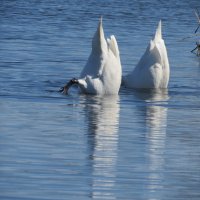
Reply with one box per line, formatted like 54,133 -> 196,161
78,76 -> 104,95
107,35 -> 120,61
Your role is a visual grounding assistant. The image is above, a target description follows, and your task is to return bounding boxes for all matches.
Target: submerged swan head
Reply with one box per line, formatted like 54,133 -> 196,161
60,17 -> 122,95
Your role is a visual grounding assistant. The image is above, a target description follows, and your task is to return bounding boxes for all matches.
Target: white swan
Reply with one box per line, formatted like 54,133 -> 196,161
60,18 -> 122,95
123,21 -> 170,89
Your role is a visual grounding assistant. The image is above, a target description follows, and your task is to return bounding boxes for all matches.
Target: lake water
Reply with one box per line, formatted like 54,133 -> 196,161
0,0 -> 200,199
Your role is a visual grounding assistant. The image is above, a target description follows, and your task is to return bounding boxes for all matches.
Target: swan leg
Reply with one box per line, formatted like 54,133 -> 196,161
59,78 -> 78,94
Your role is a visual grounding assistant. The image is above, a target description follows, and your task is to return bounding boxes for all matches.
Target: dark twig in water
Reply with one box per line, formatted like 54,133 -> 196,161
191,42 -> 200,56
178,33 -> 200,42
194,8 -> 200,33
191,46 -> 198,54
59,78 -> 79,94
195,24 -> 200,33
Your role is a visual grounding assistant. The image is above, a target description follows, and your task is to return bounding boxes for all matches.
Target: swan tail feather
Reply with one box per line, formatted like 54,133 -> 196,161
154,20 -> 162,41
92,17 -> 107,52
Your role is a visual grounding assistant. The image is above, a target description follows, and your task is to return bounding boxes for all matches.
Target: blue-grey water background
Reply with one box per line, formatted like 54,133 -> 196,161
0,0 -> 200,199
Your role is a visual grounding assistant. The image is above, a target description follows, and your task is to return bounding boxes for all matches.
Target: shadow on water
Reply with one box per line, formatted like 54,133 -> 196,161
80,95 -> 120,199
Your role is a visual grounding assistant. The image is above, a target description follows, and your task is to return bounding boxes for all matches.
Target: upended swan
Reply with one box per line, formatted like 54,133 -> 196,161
123,20 -> 170,89
60,18 -> 122,95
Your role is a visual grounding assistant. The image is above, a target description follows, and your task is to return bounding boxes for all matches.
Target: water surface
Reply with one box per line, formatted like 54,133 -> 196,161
0,0 -> 200,199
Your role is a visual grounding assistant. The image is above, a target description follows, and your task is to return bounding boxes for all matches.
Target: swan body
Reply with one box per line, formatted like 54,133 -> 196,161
62,18 -> 122,95
123,21 -> 170,89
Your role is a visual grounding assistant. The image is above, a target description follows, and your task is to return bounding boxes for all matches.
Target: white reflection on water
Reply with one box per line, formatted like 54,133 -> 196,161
82,95 -> 120,199
145,90 -> 169,199
134,89 -> 169,199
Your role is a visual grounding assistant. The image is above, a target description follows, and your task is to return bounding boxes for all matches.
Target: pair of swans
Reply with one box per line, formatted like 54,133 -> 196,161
60,18 -> 170,95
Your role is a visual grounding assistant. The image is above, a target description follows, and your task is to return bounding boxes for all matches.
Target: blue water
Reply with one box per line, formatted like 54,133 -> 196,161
1,0 -> 200,199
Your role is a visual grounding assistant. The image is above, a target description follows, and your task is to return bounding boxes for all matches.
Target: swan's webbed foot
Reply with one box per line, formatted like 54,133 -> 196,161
59,78 -> 79,94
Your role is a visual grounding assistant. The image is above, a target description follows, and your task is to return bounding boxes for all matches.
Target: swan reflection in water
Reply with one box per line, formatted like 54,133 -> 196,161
82,95 -> 120,199
135,89 -> 169,199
